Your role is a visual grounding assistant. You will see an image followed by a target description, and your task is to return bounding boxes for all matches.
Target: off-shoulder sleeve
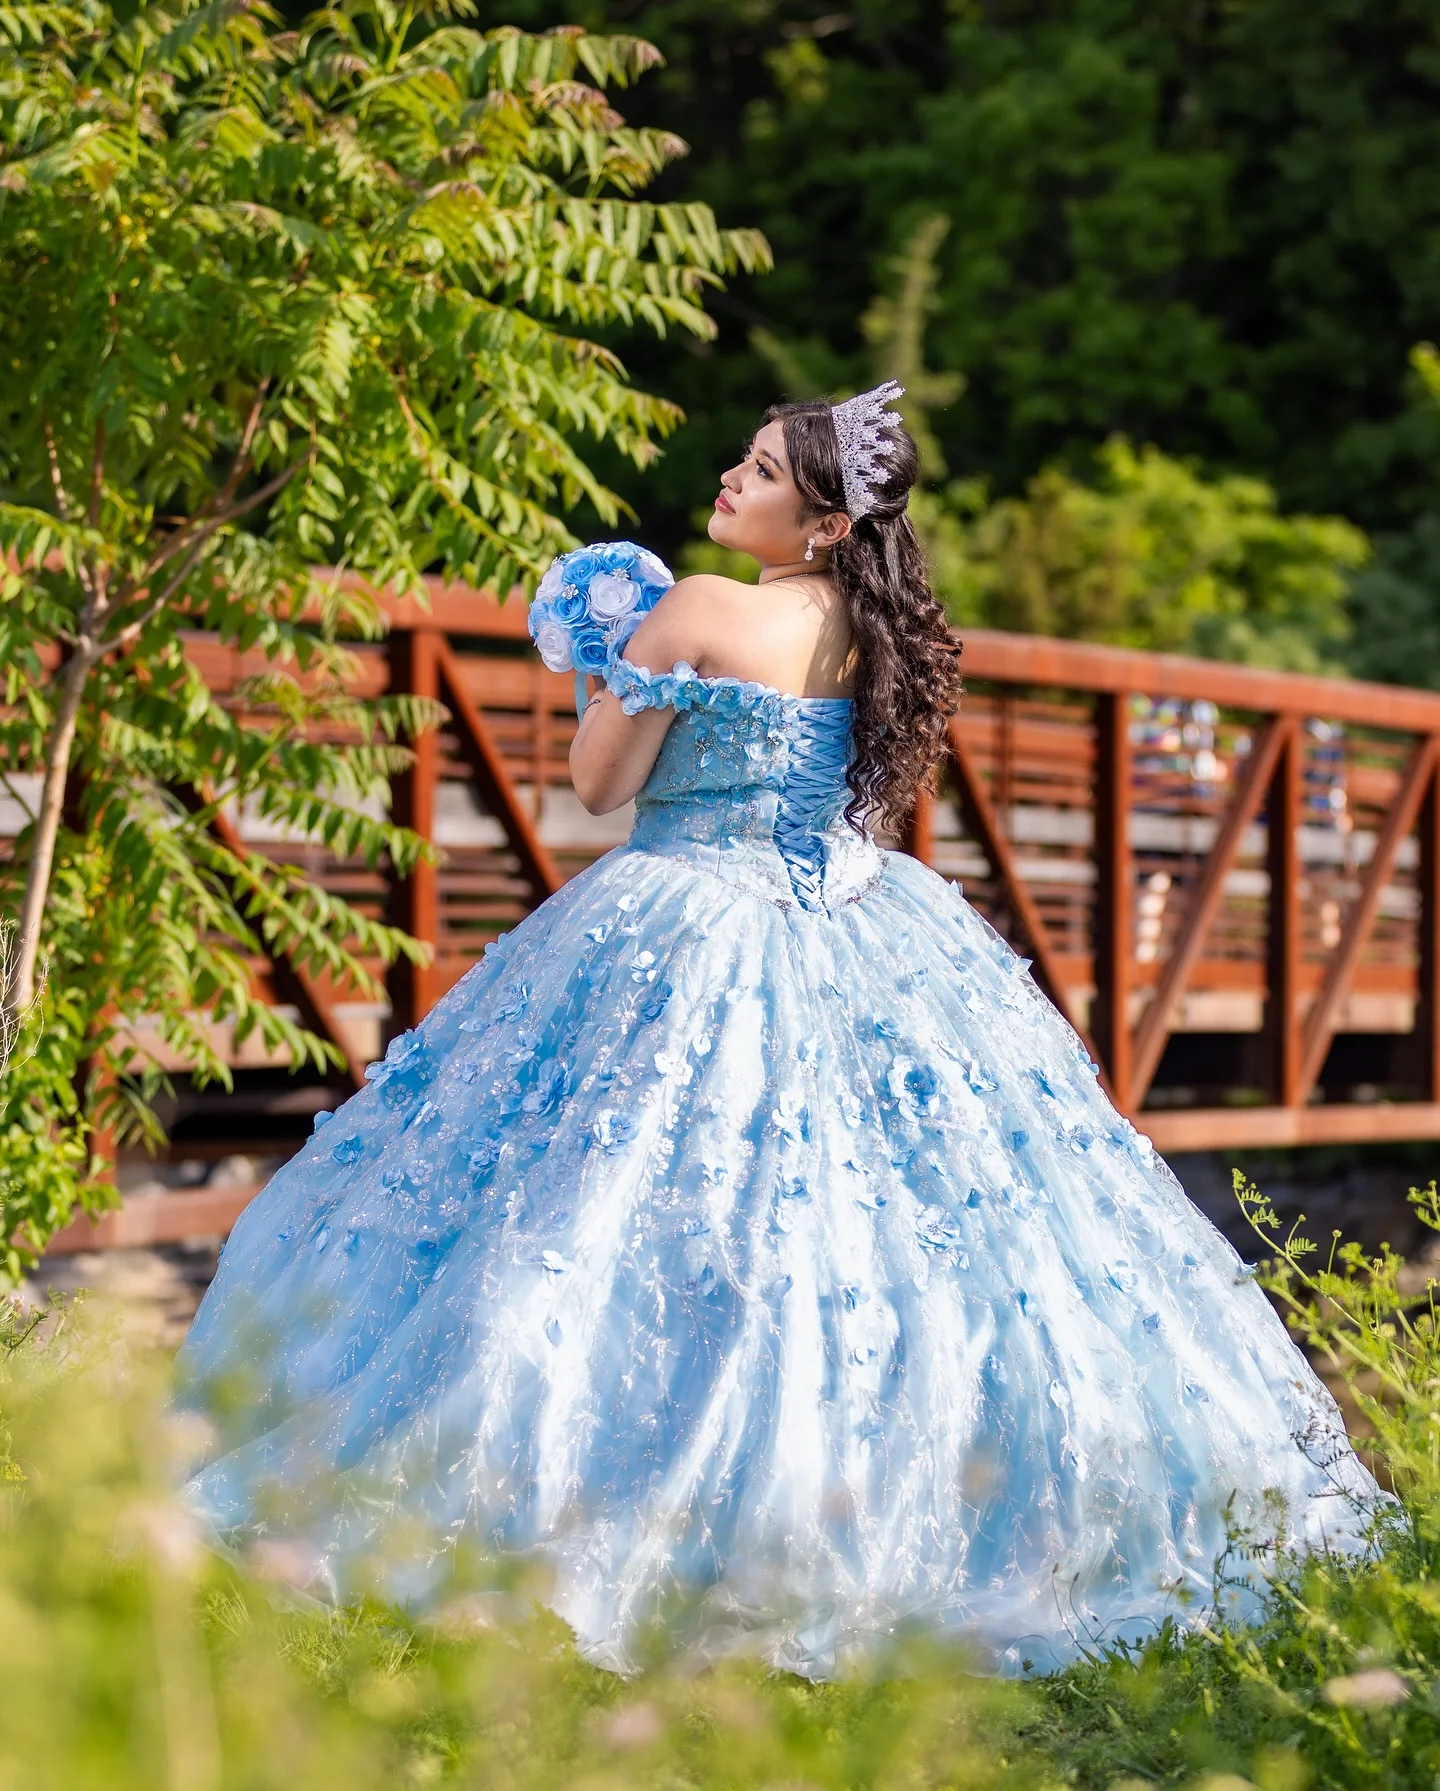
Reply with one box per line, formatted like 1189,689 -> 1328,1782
603,654 -> 776,719
603,656 -> 706,715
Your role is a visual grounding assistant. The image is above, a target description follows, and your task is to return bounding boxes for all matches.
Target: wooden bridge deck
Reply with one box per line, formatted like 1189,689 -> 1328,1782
30,578 -> 1440,1252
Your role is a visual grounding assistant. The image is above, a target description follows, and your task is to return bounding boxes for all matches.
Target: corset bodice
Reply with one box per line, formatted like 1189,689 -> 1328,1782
605,658 -> 881,912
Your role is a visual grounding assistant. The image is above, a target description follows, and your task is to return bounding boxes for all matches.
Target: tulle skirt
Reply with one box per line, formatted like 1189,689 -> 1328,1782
178,843 -> 1381,1676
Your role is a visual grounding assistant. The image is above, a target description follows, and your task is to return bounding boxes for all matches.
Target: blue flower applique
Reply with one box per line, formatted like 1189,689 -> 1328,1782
603,655 -> 785,722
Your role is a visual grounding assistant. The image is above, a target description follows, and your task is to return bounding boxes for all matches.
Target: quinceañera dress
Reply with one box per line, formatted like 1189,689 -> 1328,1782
180,658 -> 1381,1676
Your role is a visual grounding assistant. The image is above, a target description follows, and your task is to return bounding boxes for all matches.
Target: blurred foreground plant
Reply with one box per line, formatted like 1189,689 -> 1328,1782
16,1184 -> 1440,1784
0,0 -> 766,1269
0,1295 -> 1046,1790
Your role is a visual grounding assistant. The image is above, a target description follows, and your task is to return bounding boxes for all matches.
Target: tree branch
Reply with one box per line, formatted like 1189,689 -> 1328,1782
3,396 -> 305,1025
182,443 -> 314,543
3,634 -> 99,1021
141,378 -> 274,584
108,446 -> 314,655
0,768 -> 36,822
86,419 -> 108,605
234,377 -> 271,468
107,548 -> 209,657
43,420 -> 72,521
44,416 -> 107,610
87,419 -> 105,528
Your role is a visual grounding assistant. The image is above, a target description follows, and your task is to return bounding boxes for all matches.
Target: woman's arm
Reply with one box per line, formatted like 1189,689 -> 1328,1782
568,685 -> 673,815
567,577 -> 727,815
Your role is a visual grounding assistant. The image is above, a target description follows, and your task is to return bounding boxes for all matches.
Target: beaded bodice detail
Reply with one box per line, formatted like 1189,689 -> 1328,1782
605,658 -> 877,913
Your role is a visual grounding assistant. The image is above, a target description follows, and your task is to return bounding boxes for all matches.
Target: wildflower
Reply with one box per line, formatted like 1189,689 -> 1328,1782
1322,1667 -> 1409,1707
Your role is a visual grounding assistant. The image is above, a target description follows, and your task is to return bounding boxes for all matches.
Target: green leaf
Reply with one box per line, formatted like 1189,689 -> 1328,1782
0,6 -> 753,1269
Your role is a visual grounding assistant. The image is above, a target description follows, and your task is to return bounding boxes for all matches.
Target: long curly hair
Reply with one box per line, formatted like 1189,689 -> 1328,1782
766,398 -> 962,834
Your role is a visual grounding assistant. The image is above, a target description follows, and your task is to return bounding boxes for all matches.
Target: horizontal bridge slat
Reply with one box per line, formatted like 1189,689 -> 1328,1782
959,630 -> 1440,731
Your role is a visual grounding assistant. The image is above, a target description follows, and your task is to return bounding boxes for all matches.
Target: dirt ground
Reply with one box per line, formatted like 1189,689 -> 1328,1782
21,1240 -> 222,1347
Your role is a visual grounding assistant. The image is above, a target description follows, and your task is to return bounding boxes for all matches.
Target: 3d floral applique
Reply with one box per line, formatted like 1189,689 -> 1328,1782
603,655 -> 787,724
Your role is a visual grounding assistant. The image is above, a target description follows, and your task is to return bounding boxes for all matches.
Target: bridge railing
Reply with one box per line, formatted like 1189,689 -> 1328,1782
29,585 -> 1440,1251
941,632 -> 1440,1151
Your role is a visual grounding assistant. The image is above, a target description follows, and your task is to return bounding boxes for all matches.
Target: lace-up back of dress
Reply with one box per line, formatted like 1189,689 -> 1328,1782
773,698 -> 854,909
606,658 -> 866,912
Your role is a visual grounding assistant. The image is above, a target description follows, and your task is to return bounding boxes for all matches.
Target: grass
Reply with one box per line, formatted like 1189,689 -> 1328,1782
6,1178 -> 1440,1789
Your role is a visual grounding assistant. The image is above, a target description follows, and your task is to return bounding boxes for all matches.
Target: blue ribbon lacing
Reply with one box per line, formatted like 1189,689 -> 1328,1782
773,698 -> 854,911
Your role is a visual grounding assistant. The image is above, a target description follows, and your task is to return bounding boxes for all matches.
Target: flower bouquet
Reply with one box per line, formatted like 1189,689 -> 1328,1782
527,540 -> 674,714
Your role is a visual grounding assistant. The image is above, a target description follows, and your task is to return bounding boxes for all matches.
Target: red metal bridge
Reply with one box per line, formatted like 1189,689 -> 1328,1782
35,582 -> 1440,1252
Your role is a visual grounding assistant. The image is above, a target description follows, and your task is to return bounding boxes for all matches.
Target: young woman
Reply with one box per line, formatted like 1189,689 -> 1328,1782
179,386 -> 1381,1677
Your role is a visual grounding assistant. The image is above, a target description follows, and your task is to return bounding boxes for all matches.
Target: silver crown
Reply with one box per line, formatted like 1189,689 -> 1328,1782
831,379 -> 905,519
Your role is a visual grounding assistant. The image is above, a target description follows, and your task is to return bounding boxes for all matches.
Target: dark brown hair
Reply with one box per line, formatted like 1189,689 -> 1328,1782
766,398 -> 962,834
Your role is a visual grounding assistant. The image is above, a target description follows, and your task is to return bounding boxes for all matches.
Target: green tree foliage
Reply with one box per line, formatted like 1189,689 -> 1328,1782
1351,345 -> 1440,689
933,440 -> 1367,668
751,207 -> 1367,665
492,0 -> 1440,677
0,0 -> 765,1272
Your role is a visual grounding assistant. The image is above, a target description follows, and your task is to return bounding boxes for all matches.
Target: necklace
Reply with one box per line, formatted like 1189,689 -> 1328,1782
761,568 -> 831,590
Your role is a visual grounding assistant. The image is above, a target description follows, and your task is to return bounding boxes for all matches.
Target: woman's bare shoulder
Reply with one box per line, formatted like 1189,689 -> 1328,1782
662,573 -> 759,609
623,574 -> 754,667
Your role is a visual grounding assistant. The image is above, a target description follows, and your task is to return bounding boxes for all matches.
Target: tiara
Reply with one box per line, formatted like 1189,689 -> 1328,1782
831,380 -> 905,519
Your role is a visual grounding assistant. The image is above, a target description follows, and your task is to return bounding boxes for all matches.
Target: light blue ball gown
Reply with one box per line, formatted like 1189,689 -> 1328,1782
178,657 -> 1383,1677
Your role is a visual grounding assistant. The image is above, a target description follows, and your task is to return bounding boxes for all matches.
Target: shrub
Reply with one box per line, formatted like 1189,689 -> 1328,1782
927,440 -> 1366,670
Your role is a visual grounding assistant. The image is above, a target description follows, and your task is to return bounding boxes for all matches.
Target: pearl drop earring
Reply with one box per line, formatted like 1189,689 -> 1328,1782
804,537 -> 815,562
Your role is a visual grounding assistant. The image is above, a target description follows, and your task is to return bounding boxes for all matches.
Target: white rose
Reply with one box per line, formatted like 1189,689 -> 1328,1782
533,617 -> 573,672
612,612 -> 645,653
588,571 -> 640,623
535,558 -> 567,603
634,549 -> 674,590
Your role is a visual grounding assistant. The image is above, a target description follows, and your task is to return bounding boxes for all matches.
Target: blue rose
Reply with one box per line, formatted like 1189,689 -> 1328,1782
572,628 -> 609,672
562,549 -> 603,585
553,588 -> 588,625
